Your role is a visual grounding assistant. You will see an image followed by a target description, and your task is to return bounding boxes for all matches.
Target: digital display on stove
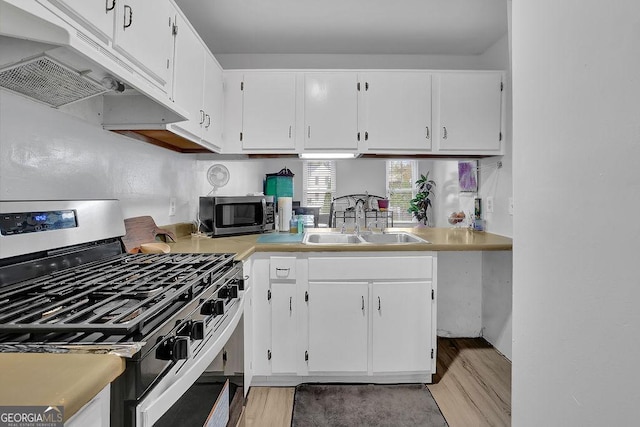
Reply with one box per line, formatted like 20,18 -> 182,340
0,210 -> 78,235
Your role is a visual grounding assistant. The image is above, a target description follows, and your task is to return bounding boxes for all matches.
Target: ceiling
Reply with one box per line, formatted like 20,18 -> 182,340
175,0 -> 508,56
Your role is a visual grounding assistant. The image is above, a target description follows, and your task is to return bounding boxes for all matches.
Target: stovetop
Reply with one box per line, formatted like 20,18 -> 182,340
0,252 -> 236,338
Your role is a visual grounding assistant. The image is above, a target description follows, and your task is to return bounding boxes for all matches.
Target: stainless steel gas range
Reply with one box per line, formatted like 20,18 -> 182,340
0,200 -> 245,426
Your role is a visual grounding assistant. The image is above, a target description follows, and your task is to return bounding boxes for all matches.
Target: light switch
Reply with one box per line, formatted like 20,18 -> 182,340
169,198 -> 177,216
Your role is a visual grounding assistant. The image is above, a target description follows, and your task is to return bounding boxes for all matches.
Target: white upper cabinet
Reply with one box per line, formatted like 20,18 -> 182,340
241,72 -> 296,151
46,0 -> 116,42
202,52 -> 224,150
304,73 -> 359,151
113,0 -> 175,91
435,72 -> 503,153
360,72 -> 432,152
169,12 -> 205,141
168,9 -> 223,151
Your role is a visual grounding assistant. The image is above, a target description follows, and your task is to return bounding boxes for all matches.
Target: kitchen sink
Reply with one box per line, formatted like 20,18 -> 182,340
302,231 -> 429,245
358,231 -> 429,244
303,232 -> 363,244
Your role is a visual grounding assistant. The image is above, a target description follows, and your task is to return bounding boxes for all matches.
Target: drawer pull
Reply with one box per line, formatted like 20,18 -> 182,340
378,296 -> 381,311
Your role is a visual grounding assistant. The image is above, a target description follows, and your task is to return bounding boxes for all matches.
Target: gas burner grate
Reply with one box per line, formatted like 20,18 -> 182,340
0,253 -> 236,335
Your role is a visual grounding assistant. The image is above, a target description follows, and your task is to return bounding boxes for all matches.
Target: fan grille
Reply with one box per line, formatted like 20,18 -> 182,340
0,56 -> 107,107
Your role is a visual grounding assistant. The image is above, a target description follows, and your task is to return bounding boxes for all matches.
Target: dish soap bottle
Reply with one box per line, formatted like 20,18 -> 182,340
289,214 -> 298,234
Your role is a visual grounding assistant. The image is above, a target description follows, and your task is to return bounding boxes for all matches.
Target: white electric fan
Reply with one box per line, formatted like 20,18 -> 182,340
195,164 -> 230,234
206,164 -> 230,195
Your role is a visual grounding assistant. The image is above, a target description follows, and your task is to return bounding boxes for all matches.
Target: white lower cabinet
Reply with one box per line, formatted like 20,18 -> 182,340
248,252 -> 437,386
371,281 -> 432,373
307,282 -> 368,373
271,282 -> 297,374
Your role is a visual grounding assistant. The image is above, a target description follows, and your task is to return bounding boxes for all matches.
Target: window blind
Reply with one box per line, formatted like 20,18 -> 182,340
303,160 -> 336,214
386,160 -> 417,223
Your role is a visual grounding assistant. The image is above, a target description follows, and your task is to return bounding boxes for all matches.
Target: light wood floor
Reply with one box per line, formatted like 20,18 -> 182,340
237,337 -> 511,427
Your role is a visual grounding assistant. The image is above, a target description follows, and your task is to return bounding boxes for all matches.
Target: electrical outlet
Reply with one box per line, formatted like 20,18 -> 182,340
486,197 -> 494,213
508,197 -> 514,215
169,198 -> 177,216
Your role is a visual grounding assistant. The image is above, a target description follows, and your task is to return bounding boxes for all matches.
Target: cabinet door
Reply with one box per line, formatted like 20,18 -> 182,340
437,72 -> 503,151
372,281 -> 432,373
307,282 -> 368,373
362,72 -> 432,151
113,0 -> 175,89
304,73 -> 359,150
201,53 -> 223,151
170,14 -> 205,140
48,0 -> 115,42
271,282 -> 297,374
242,73 -> 296,150
250,258 -> 271,376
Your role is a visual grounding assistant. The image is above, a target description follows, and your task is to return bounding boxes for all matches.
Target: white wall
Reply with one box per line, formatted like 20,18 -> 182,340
0,91 -> 198,226
513,1 -> 640,425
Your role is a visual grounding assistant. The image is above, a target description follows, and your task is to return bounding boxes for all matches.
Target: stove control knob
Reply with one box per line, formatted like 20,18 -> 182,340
218,285 -> 238,299
200,299 -> 224,316
230,278 -> 245,290
191,320 -> 205,340
156,336 -> 190,361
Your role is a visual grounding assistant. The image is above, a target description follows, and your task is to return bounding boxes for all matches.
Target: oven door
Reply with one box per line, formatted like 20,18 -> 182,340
134,293 -> 244,427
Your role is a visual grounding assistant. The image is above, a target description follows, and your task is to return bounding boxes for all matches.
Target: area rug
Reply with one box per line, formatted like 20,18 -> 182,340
291,384 -> 448,427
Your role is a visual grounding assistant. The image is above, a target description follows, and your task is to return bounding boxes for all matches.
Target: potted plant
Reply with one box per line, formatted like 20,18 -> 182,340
408,172 -> 436,226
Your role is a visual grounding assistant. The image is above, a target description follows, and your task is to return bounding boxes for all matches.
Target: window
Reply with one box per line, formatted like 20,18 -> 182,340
386,160 -> 418,223
303,160 -> 336,215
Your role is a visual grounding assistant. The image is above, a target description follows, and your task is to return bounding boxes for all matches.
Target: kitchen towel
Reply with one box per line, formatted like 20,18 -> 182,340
278,197 -> 292,232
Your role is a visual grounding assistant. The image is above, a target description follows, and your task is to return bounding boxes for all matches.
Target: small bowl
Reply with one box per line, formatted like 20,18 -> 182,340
139,242 -> 170,254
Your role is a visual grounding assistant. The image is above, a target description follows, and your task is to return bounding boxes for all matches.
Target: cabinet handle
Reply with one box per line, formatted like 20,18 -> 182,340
442,126 -> 448,140
378,296 -> 381,311
199,110 -> 205,125
205,114 -> 211,128
426,126 -> 430,140
123,5 -> 133,28
288,125 -> 292,138
106,0 -> 116,12
307,126 -> 311,139
289,297 -> 292,312
357,132 -> 360,142
361,296 -> 365,312
365,131 -> 368,141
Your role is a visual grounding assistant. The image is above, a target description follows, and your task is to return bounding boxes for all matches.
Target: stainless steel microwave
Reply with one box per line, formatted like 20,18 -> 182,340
199,196 -> 274,236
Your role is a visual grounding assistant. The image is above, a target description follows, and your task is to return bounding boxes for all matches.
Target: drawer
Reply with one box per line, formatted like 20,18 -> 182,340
270,256 -> 297,280
308,255 -> 433,281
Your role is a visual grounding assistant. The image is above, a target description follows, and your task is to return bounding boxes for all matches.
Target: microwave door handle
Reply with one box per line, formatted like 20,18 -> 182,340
262,198 -> 267,229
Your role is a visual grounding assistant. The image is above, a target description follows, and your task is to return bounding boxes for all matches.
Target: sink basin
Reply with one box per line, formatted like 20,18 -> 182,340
358,232 -> 429,244
302,231 -> 429,245
303,232 -> 362,244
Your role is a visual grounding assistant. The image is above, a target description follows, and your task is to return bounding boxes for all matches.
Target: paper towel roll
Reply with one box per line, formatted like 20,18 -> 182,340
278,197 -> 292,232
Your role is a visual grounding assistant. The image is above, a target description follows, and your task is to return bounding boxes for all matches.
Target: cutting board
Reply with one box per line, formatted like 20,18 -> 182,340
256,233 -> 304,243
122,216 -> 176,253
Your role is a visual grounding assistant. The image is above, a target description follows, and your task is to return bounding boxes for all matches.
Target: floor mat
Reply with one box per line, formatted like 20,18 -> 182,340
291,384 -> 448,427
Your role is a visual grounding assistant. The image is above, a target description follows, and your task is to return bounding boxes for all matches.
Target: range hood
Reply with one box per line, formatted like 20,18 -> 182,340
0,1 -> 187,127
